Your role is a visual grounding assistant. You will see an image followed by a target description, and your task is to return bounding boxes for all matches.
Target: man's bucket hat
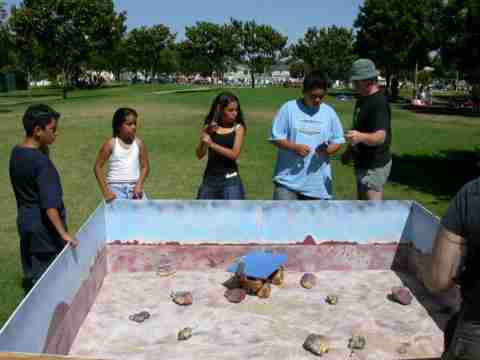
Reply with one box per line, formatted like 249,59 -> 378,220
351,59 -> 379,81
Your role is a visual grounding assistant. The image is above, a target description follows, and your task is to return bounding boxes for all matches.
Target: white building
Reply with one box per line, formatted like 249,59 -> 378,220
270,64 -> 290,85
224,64 -> 251,85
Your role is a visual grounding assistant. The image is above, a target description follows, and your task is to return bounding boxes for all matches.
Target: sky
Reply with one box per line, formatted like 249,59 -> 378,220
4,0 -> 364,43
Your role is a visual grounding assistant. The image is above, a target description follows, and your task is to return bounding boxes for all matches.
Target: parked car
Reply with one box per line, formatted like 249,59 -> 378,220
448,96 -> 473,109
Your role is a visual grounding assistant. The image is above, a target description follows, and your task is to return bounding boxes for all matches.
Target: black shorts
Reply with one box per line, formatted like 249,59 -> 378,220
443,309 -> 480,359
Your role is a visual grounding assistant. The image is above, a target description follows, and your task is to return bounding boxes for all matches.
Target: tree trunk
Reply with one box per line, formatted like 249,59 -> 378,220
62,69 -> 68,99
27,70 -> 32,98
250,71 -> 255,89
414,62 -> 418,97
385,72 -> 391,96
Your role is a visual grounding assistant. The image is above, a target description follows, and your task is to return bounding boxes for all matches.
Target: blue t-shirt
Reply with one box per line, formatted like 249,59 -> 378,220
269,99 -> 345,199
9,146 -> 66,250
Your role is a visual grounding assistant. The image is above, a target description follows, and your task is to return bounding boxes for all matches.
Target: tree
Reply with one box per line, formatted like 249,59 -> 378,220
288,61 -> 307,79
440,0 -> 480,83
293,26 -> 355,81
9,5 -> 45,90
231,19 -> 287,88
417,69 -> 433,86
90,37 -> 129,81
354,0 -> 443,94
10,0 -> 126,98
184,21 -> 239,83
0,1 -> 14,71
125,25 -> 176,81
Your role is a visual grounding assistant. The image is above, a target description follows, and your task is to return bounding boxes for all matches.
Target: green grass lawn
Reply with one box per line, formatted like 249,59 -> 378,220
0,84 -> 479,326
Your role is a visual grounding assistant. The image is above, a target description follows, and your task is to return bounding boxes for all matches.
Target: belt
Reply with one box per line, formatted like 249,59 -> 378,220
225,172 -> 238,179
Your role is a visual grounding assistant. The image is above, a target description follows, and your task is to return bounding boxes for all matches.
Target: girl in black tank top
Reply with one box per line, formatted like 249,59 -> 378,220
195,92 -> 247,199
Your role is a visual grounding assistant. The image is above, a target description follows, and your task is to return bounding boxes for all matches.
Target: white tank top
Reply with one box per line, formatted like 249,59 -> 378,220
107,138 -> 141,183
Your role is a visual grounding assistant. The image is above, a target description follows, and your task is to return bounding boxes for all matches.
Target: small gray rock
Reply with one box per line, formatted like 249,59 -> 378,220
225,288 -> 247,303
348,334 -> 366,350
171,291 -> 193,306
325,294 -> 338,305
300,273 -> 317,289
128,311 -> 150,323
303,334 -> 329,356
178,327 -> 192,341
396,342 -> 410,355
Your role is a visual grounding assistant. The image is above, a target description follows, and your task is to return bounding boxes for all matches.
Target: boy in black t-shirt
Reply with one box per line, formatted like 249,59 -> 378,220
343,59 -> 392,200
9,104 -> 79,292
420,178 -> 480,360
422,177 -> 480,359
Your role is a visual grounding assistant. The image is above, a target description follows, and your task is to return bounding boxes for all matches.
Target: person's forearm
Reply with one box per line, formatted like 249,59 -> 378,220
423,227 -> 465,293
136,165 -> 149,187
273,139 -> 298,152
359,131 -> 386,146
424,258 -> 458,293
46,208 -> 68,238
196,142 -> 208,159
326,143 -> 342,155
208,142 -> 241,161
94,166 -> 111,197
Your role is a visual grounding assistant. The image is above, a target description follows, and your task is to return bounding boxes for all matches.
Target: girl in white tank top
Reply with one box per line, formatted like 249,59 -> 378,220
94,108 -> 150,201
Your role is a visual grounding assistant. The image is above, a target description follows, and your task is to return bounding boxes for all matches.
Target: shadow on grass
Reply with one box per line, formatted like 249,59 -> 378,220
0,91 -> 61,99
171,88 -> 217,95
57,93 -> 112,102
390,150 -> 480,202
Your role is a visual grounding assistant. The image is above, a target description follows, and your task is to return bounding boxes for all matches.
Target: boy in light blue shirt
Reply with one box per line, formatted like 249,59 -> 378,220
270,71 -> 345,200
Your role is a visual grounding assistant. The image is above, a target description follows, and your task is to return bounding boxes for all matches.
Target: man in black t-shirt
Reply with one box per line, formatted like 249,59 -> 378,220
9,104 -> 79,292
343,59 -> 392,200
422,177 -> 480,359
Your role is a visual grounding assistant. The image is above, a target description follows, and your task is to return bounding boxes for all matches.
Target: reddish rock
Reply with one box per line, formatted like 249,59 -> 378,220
300,273 -> 317,289
303,235 -> 316,245
225,288 -> 247,303
171,291 -> 193,306
390,287 -> 413,306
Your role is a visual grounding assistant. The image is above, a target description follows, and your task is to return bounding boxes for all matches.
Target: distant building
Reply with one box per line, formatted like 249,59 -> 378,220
224,64 -> 251,85
270,64 -> 290,84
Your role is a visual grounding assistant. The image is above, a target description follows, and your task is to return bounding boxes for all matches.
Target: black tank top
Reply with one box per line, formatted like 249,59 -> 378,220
204,127 -> 239,177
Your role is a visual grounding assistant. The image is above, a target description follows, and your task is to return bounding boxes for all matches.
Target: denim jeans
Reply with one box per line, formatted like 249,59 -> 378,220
109,183 -> 147,200
197,174 -> 245,200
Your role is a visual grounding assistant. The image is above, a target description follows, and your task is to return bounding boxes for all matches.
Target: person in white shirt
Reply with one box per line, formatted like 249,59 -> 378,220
94,108 -> 150,201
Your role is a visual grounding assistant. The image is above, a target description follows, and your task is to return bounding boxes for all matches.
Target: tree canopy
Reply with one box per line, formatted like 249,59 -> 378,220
10,0 -> 126,97
125,25 -> 176,79
293,26 -> 355,81
354,0 -> 443,90
231,19 -> 287,88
